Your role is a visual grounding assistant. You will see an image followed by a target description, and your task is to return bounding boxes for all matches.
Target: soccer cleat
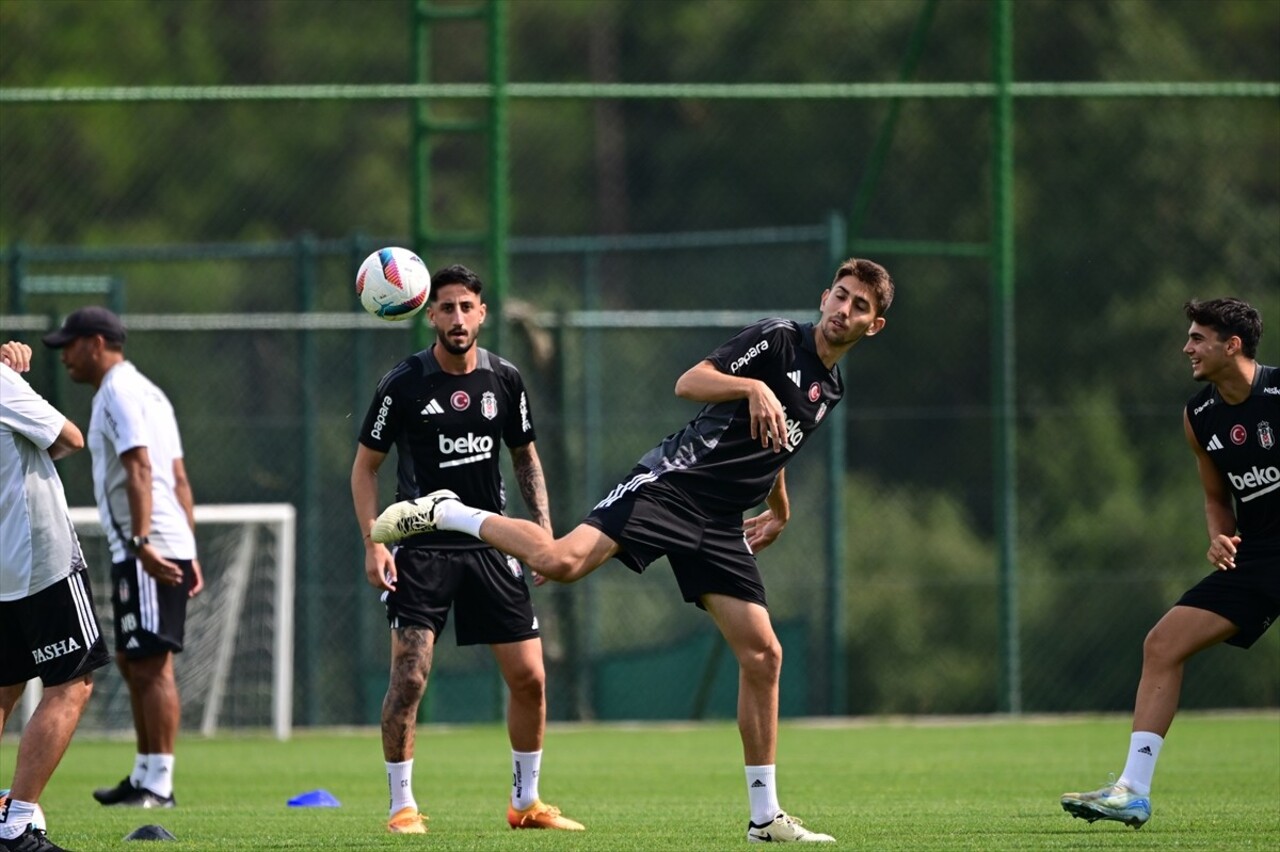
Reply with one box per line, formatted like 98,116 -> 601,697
746,812 -> 836,843
1061,781 -> 1151,829
506,800 -> 585,831
387,807 -> 428,834
92,776 -> 137,805
370,490 -> 459,544
116,786 -> 175,809
0,825 -> 68,852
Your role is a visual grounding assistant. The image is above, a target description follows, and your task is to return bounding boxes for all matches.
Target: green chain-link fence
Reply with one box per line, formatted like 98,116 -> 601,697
2,0 -> 1277,729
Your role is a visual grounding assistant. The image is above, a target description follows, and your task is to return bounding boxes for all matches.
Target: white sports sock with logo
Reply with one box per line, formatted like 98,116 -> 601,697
0,798 -> 37,840
1117,731 -> 1163,796
130,754 -> 149,788
387,759 -> 417,815
144,753 -> 175,798
436,500 -> 494,539
745,764 -> 781,826
511,750 -> 542,810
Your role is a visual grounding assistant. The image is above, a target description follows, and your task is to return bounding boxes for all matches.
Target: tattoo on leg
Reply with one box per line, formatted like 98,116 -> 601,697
382,627 -> 433,760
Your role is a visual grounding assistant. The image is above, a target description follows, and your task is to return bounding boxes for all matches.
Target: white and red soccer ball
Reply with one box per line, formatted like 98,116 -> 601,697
355,247 -> 430,321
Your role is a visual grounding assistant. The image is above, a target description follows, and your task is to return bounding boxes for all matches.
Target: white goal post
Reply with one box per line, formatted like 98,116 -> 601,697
22,504 -> 295,741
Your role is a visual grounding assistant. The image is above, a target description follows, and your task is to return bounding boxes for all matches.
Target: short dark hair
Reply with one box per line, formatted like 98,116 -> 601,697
833,258 -> 894,315
429,264 -> 483,302
1184,298 -> 1263,359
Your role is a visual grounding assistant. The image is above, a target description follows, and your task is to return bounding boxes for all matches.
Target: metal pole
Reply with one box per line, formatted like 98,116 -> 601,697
296,233 -> 322,724
488,0 -> 510,355
826,211 -> 848,716
991,0 -> 1021,714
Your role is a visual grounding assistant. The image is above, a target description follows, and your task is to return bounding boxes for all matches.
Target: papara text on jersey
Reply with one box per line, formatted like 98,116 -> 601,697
371,395 -> 392,440
729,340 -> 769,374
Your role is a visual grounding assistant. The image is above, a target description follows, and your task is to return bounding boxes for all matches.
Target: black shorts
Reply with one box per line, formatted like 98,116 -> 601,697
385,546 -> 538,646
1175,544 -> 1280,648
0,570 -> 110,688
584,471 -> 767,609
111,557 -> 196,658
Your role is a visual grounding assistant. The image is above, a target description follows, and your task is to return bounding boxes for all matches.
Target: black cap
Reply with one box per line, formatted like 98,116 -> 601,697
42,306 -> 127,348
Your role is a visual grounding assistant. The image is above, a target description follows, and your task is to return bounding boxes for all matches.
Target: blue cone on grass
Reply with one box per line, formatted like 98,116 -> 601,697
287,789 -> 341,808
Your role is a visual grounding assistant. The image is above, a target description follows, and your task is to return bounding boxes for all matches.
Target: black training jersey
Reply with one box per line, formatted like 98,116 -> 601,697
627,319 -> 842,517
1185,363 -> 1280,549
359,347 -> 536,549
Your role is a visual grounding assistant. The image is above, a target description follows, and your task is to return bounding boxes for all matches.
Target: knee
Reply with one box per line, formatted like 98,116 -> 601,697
740,636 -> 783,683
505,666 -> 546,704
1142,622 -> 1180,665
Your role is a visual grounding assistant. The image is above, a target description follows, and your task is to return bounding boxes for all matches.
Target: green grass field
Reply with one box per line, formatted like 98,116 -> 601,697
4,712 -> 1277,850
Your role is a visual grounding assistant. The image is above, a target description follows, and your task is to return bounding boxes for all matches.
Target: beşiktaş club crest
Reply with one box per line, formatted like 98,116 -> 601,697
481,391 -> 498,420
1260,421 -> 1275,450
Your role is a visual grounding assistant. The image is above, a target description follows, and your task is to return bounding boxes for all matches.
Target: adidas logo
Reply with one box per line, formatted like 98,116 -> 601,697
787,370 -> 801,387
1138,746 -> 1153,755
1206,434 -> 1224,451
421,399 -> 444,416
126,636 -> 140,650
750,780 -> 767,788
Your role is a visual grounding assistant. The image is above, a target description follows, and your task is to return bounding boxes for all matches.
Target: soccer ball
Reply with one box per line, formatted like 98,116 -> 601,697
0,790 -> 46,832
356,247 -> 430,321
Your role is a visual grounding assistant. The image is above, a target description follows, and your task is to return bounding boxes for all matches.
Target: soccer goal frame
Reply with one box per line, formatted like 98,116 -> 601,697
21,504 -> 295,740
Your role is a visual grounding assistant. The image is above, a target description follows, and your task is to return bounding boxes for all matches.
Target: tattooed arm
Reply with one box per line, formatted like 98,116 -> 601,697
510,442 -> 552,534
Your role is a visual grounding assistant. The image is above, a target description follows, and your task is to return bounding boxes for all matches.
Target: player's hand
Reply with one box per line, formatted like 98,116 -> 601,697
0,340 -> 32,372
139,547 -> 184,586
531,570 -> 549,587
365,542 -> 397,591
188,558 -> 205,598
747,381 -> 788,453
744,509 -> 786,553
1207,534 -> 1240,571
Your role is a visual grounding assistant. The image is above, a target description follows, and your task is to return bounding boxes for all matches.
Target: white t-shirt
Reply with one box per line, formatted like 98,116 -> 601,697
0,363 -> 86,600
90,360 -> 196,562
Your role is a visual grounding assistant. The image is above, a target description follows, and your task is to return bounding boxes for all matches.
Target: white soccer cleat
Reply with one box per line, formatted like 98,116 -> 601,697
370,490 -> 459,544
746,812 -> 835,843
1061,781 -> 1151,829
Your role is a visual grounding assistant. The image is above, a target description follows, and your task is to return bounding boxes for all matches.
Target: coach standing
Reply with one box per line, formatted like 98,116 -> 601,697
44,307 -> 202,809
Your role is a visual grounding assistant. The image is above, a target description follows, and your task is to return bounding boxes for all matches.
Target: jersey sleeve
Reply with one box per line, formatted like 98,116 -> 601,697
102,379 -> 151,456
500,361 -> 536,449
704,318 -> 793,379
0,363 -> 65,450
358,363 -> 407,452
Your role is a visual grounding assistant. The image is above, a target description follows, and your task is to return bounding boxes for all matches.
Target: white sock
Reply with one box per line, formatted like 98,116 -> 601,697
0,798 -> 36,839
1118,732 -> 1163,796
745,764 -> 781,827
130,753 -> 148,787
387,759 -> 417,815
511,750 -> 542,810
436,500 -> 494,538
144,753 -> 175,798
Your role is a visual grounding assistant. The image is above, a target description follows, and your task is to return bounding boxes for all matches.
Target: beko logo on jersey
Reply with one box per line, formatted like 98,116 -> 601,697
438,432 -> 494,469
781,407 -> 803,452
32,635 -> 82,664
729,340 -> 769,374
1193,398 -> 1214,415
439,433 -> 494,455
371,395 -> 392,439
1228,465 -> 1280,502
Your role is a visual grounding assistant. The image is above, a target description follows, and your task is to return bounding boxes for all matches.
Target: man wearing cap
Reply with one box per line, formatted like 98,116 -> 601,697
43,307 -> 202,809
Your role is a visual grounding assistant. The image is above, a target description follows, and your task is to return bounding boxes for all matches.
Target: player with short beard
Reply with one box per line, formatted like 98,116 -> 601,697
352,264 -> 583,836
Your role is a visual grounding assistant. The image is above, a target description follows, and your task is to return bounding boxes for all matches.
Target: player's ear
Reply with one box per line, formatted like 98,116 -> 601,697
865,317 -> 886,337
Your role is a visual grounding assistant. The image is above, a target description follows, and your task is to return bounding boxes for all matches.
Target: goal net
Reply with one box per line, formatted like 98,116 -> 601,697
21,504 -> 295,740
